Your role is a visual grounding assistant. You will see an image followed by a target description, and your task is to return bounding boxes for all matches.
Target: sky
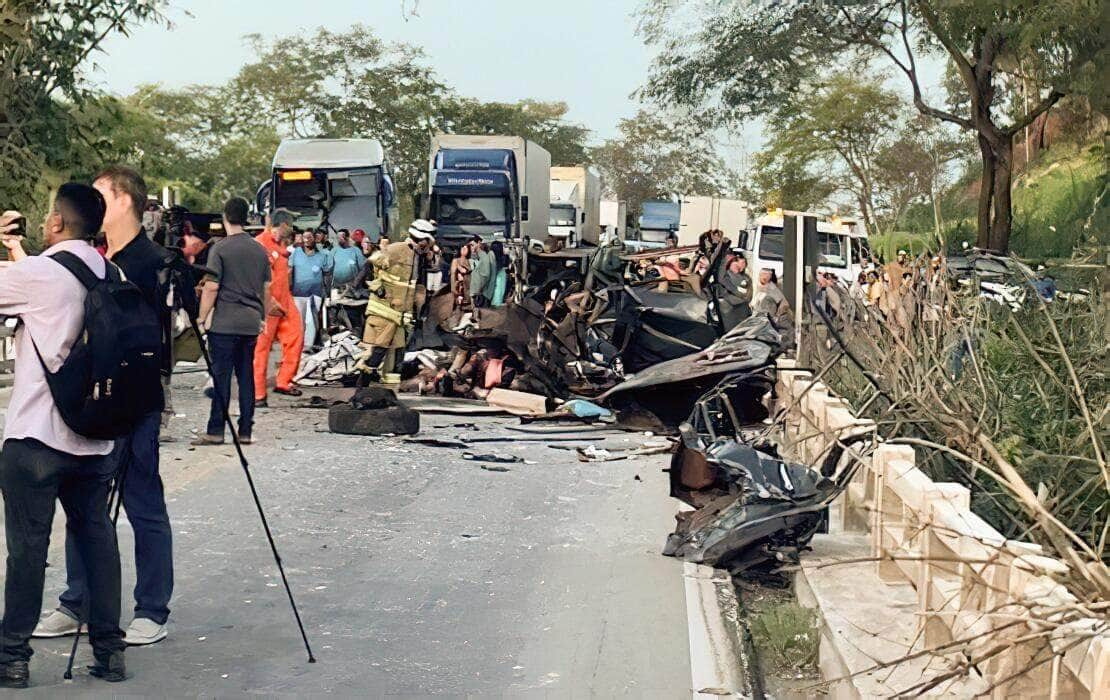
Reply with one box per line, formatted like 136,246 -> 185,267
92,0 -> 658,143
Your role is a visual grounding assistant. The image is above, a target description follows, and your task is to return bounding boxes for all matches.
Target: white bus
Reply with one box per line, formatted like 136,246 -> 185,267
255,138 -> 398,240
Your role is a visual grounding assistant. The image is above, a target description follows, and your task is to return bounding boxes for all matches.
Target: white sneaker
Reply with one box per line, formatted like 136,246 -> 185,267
123,617 -> 168,646
32,609 -> 79,638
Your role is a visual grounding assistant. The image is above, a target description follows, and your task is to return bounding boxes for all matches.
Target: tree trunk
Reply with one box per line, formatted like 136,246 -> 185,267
987,134 -> 1014,253
976,135 -> 996,250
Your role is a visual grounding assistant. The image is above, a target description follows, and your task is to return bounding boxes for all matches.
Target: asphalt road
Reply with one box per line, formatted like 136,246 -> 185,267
0,378 -> 694,697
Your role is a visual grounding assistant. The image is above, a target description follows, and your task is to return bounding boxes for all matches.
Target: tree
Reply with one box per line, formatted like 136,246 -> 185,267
590,110 -> 733,217
640,0 -> 1107,253
1,0 -> 166,214
441,99 -> 591,167
755,73 -> 904,235
745,147 -> 837,213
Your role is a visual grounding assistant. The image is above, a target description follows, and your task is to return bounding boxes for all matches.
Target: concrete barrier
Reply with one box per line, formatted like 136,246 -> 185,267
775,358 -> 1108,698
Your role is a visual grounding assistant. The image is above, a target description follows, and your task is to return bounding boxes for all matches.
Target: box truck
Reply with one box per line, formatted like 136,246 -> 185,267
599,199 -> 627,243
677,196 -> 749,247
635,199 -> 681,249
548,166 -> 601,247
427,134 -> 550,251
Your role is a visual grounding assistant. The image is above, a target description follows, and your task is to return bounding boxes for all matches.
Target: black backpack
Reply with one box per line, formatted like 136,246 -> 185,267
31,251 -> 164,439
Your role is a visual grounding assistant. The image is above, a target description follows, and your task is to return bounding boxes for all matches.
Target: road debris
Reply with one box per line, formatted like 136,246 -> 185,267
328,387 -> 420,436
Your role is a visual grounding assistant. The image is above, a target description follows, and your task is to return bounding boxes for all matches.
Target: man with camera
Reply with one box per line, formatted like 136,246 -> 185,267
34,166 -> 175,647
0,187 -> 127,687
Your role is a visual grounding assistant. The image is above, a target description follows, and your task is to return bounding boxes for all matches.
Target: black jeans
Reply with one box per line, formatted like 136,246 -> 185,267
0,438 -> 124,664
206,332 -> 258,438
60,412 -> 173,625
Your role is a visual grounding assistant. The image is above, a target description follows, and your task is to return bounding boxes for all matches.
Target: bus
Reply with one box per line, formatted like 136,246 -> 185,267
255,138 -> 397,240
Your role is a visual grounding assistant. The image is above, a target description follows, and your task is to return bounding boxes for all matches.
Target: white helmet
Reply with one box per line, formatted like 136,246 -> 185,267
408,219 -> 437,241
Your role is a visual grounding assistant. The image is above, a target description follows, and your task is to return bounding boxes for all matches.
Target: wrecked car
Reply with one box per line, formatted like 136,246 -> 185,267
663,370 -> 868,578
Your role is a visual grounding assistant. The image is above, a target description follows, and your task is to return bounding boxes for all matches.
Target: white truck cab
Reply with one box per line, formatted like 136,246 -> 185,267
738,209 -> 872,285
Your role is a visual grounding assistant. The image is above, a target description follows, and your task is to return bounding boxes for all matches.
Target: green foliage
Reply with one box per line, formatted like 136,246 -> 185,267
1,0 -> 167,218
1010,142 -> 1109,258
639,0 -> 1109,252
748,602 -> 819,675
589,110 -> 733,217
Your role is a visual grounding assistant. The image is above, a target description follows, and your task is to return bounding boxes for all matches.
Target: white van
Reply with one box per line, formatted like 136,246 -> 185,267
738,210 -> 872,285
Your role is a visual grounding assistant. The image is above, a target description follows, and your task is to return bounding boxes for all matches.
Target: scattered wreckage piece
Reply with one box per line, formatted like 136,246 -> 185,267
662,369 -> 869,578
462,452 -> 525,464
294,331 -> 364,385
401,396 -> 510,415
485,388 -> 549,416
328,386 -> 420,436
598,313 -> 782,428
576,441 -> 673,462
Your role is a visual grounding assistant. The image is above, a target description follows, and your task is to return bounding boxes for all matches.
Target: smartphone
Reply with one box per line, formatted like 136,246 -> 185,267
7,216 -> 25,237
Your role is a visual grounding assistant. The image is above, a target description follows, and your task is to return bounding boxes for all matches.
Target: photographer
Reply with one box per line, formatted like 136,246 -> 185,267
0,189 -> 126,687
34,166 -> 175,647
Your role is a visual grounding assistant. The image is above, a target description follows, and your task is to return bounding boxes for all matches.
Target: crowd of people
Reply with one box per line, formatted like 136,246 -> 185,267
0,164 -> 442,686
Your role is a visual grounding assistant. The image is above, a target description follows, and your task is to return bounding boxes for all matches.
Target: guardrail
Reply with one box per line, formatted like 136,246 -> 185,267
774,357 -> 1108,697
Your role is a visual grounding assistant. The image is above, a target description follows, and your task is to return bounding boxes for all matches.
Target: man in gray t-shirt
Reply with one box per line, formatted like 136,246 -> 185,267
194,197 -> 272,445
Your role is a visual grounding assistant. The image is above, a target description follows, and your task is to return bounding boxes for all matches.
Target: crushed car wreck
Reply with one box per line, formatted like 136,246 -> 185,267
662,369 -> 871,579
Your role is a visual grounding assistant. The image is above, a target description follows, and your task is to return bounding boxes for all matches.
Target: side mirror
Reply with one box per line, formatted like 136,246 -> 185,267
580,212 -> 586,224
521,195 -> 530,222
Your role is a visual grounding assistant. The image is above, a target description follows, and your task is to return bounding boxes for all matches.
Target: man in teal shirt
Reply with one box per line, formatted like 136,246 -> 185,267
289,229 -> 333,348
331,229 -> 366,287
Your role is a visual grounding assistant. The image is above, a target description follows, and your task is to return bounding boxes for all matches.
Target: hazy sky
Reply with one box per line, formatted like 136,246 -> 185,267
92,0 -> 658,143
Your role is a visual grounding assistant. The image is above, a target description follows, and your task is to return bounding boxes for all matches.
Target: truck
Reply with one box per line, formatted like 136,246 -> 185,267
737,209 -> 872,285
427,134 -> 550,251
677,196 -> 749,247
634,199 -> 681,249
548,166 -> 601,247
599,199 -> 627,243
255,138 -> 398,240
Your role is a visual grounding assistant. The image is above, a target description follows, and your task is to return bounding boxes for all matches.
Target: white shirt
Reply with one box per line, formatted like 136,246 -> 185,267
0,239 -> 113,455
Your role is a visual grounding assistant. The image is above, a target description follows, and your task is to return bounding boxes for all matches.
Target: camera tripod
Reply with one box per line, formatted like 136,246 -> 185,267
64,252 -> 315,680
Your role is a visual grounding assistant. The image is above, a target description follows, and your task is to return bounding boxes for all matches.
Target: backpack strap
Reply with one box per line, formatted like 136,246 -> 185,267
48,250 -> 104,289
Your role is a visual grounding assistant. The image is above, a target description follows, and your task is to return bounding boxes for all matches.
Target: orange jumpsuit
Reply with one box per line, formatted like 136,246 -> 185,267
253,230 -> 304,399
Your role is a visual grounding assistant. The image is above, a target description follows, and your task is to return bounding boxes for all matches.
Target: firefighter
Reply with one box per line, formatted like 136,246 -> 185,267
253,209 -> 304,406
356,219 -> 436,381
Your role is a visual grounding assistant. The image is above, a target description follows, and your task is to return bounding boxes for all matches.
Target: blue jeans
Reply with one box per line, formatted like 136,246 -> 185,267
206,332 -> 258,439
59,411 -> 173,625
0,439 -> 125,663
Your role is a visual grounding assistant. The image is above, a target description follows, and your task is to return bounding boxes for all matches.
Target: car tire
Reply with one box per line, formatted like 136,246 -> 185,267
328,404 -> 420,436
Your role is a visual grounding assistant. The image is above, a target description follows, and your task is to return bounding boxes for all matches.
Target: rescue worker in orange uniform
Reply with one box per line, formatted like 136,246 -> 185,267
253,209 -> 304,406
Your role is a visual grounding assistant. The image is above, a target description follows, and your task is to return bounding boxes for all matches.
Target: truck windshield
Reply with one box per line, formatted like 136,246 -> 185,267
758,226 -> 784,260
437,195 -> 509,225
549,205 -> 576,227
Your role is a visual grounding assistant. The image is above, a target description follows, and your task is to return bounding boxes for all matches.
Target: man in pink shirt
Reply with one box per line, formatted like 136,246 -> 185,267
0,185 -> 127,687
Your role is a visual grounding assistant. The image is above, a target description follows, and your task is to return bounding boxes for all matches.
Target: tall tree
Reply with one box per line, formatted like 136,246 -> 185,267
441,99 -> 591,167
756,73 -> 904,235
590,109 -> 733,217
0,0 -> 166,213
640,0 -> 1107,253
